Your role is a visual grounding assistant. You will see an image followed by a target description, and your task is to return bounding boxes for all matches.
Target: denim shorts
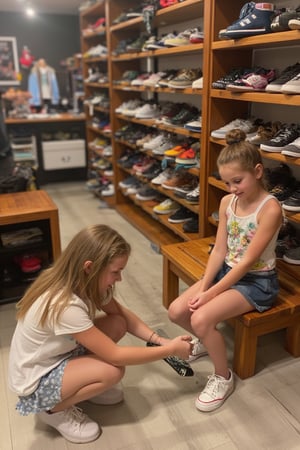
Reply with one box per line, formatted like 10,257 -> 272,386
214,263 -> 279,312
16,345 -> 87,416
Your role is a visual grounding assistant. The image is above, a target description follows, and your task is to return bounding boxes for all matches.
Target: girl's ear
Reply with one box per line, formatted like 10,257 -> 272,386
83,260 -> 93,274
255,163 -> 264,179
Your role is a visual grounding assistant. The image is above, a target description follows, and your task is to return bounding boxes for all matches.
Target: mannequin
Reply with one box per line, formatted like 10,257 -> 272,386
28,59 -> 59,110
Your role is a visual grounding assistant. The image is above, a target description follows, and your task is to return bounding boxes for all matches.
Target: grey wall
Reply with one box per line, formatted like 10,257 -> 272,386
0,11 -> 80,92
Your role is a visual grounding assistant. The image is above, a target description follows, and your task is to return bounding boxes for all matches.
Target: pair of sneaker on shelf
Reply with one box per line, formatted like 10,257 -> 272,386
270,6 -> 300,32
265,163 -> 298,203
144,28 -> 203,50
83,44 -> 107,58
259,124 -> 300,153
276,220 -> 300,265
213,66 -> 276,92
211,118 -> 258,139
219,2 -> 275,40
265,62 -> 300,95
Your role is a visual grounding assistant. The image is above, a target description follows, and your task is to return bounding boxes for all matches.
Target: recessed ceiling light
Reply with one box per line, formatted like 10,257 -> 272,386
26,7 -> 36,17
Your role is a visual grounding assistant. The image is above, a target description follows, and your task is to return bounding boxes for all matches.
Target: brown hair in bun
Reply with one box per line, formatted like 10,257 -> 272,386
225,128 -> 246,145
217,128 -> 263,175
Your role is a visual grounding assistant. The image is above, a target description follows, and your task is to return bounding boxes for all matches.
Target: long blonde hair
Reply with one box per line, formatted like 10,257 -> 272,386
16,224 -> 131,326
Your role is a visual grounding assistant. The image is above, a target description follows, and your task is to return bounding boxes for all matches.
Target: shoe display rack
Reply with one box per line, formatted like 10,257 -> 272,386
80,0 -> 114,205
107,0 -> 205,246
205,0 -> 300,280
0,190 -> 61,304
80,0 -> 300,272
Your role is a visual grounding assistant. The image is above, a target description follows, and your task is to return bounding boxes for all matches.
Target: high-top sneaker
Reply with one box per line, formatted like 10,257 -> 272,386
219,2 -> 275,40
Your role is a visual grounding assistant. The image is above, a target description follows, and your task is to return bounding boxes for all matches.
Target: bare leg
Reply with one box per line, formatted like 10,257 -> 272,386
190,289 -> 253,378
51,355 -> 125,412
51,313 -> 127,412
168,279 -> 203,334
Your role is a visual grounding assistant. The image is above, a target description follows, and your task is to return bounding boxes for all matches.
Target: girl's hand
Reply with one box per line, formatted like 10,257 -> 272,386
188,291 -> 211,312
170,335 -> 193,360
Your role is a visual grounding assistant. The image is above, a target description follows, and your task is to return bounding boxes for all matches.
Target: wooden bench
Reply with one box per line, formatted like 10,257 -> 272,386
162,238 -> 300,379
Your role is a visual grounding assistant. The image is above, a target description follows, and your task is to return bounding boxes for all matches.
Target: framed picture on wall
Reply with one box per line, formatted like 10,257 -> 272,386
0,36 -> 20,86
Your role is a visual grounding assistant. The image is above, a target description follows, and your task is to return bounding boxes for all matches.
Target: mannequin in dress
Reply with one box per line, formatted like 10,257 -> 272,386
28,58 -> 60,111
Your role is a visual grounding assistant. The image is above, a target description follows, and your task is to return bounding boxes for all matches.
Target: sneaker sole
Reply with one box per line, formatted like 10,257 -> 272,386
282,203 -> 300,212
153,208 -> 179,215
281,86 -> 300,94
282,254 -> 300,265
288,19 -> 300,29
260,144 -> 286,152
187,349 -> 208,362
168,217 -> 193,223
220,28 -> 269,39
281,149 -> 300,157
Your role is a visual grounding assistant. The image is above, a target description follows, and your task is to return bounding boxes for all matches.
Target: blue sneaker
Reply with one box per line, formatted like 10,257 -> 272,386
219,2 -> 275,40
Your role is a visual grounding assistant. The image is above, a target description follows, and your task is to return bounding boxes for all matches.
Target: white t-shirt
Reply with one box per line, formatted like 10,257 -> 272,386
8,293 -> 94,396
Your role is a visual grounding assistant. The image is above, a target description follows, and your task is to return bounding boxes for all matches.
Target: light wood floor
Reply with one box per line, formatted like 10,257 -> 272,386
1,182 -> 300,450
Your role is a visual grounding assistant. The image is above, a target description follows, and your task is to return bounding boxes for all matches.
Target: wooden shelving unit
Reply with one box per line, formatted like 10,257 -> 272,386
0,190 -> 61,304
204,0 -> 300,281
80,0 -> 300,266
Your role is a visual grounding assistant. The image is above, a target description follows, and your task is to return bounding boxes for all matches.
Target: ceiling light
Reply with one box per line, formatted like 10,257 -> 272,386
26,7 -> 36,17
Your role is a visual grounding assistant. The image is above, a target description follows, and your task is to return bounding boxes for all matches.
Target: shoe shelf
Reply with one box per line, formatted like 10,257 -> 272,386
113,85 -> 202,95
108,0 -> 204,246
116,202 -> 182,247
85,81 -> 110,89
204,0 -> 300,278
80,1 -> 115,206
211,90 -> 300,107
111,44 -> 203,61
0,191 -> 61,304
110,0 -> 203,32
212,29 -> 300,50
115,114 -> 201,139
120,192 -> 199,242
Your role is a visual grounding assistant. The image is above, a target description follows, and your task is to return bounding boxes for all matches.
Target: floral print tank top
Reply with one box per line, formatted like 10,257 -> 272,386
225,194 -> 279,271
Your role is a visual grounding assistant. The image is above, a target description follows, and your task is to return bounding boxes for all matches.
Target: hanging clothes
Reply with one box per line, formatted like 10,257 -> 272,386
28,59 -> 60,107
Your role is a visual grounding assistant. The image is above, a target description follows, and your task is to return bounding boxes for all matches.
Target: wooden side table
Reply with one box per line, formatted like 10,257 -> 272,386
0,190 -> 61,303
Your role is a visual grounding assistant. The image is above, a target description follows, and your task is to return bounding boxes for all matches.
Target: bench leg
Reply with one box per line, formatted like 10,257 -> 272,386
162,256 -> 179,309
285,317 -> 300,357
233,320 -> 258,379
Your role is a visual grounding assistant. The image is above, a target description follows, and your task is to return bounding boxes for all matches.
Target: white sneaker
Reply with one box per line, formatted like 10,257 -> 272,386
89,384 -> 124,405
195,369 -> 234,412
101,184 -> 115,197
37,406 -> 100,443
211,119 -> 255,139
187,338 -> 208,362
151,168 -> 174,185
143,134 -> 164,150
135,103 -> 160,119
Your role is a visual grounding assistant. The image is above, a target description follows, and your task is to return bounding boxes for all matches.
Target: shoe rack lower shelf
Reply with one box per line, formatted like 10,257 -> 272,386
115,203 -> 184,250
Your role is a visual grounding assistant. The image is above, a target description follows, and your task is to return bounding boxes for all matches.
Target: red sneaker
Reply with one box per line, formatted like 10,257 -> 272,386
14,254 -> 42,273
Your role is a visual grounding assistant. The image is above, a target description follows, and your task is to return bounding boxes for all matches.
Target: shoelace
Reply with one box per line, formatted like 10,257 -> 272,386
66,406 -> 87,426
271,128 -> 298,143
202,374 -> 226,399
291,73 -> 300,81
273,64 -> 300,82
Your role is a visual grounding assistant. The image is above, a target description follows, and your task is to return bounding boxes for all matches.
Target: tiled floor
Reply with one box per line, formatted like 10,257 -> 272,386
1,182 -> 300,450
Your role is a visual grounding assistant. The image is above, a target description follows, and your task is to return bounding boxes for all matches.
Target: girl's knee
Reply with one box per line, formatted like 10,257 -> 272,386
191,312 -> 209,338
110,365 -> 125,385
168,302 -> 179,323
